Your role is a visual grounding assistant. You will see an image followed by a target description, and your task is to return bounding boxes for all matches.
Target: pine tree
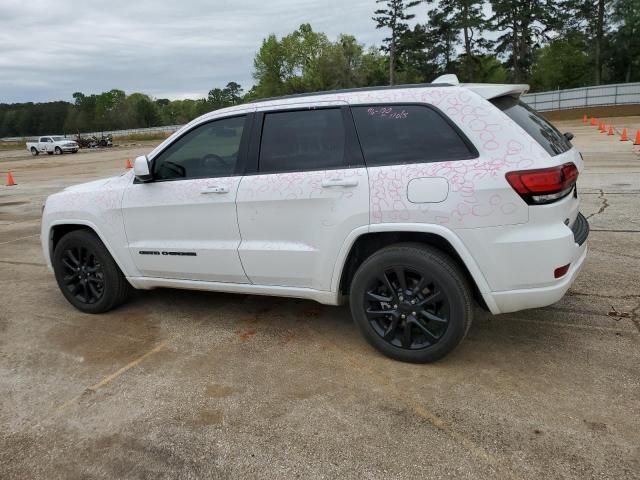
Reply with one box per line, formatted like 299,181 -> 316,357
426,0 -> 489,81
489,0 -> 565,82
373,0 -> 421,85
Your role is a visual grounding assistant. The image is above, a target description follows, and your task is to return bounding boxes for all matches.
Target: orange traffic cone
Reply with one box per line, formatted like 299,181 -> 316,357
634,130 -> 640,146
583,115 -> 588,124
125,158 -> 133,169
590,117 -> 597,126
620,128 -> 629,141
599,122 -> 606,132
6,171 -> 16,186
608,126 -> 614,136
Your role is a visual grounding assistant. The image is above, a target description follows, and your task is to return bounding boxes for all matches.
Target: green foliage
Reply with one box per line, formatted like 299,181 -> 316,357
530,33 -> 591,89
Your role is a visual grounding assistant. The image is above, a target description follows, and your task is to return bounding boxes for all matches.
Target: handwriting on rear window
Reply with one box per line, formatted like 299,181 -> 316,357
367,107 -> 408,119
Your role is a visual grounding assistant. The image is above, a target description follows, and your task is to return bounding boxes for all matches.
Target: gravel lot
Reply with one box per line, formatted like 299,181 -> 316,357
1,120 -> 639,479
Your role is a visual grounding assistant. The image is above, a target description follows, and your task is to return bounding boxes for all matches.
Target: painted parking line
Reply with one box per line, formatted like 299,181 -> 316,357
53,339 -> 169,415
0,233 -> 40,245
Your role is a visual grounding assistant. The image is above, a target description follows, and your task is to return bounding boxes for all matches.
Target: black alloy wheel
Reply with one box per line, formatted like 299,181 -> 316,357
364,266 -> 449,350
60,246 -> 105,304
53,230 -> 131,313
349,243 -> 473,363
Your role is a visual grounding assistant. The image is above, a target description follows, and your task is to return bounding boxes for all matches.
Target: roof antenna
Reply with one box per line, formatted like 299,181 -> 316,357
432,74 -> 460,85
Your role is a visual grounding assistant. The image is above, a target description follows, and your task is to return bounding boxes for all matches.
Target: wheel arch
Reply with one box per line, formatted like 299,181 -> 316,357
47,221 -> 130,277
333,224 -> 495,311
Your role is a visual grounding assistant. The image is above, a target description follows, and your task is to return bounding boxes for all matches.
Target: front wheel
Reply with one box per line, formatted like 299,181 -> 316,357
30,147 -> 39,156
349,243 -> 473,363
52,230 -> 131,313
55,146 -> 62,155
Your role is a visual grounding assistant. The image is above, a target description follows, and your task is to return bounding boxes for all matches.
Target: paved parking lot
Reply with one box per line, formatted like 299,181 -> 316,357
1,120 -> 639,479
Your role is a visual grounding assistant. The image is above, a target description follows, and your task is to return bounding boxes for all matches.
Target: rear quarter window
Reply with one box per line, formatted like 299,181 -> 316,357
490,96 -> 572,156
351,105 -> 477,167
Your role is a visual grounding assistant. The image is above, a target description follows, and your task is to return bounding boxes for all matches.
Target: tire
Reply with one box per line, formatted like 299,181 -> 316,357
72,150 -> 78,154
30,147 -> 38,156
55,147 -> 62,155
349,243 -> 473,363
52,230 -> 131,313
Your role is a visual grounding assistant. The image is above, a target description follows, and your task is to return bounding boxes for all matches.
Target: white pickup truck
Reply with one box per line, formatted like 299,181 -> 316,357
26,136 -> 79,156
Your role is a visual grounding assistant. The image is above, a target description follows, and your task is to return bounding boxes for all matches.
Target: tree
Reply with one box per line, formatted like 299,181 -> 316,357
530,33 -> 591,89
609,0 -> 640,82
563,0 -> 614,84
373,0 -> 421,85
489,0 -> 565,82
224,82 -> 243,104
425,0 -> 489,81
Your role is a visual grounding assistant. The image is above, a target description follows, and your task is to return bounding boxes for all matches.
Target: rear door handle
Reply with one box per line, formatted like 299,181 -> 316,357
201,185 -> 229,194
321,179 -> 359,188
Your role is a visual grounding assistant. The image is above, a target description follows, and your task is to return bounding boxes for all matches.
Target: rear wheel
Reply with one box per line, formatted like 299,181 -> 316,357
349,243 -> 473,363
55,146 -> 62,155
52,230 -> 131,313
30,147 -> 38,156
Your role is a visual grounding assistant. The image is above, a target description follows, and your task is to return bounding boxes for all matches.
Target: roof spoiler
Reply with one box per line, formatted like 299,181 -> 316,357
432,74 -> 529,100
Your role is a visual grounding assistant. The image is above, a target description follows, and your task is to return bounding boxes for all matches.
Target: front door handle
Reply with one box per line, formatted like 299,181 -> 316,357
321,178 -> 359,188
201,185 -> 229,194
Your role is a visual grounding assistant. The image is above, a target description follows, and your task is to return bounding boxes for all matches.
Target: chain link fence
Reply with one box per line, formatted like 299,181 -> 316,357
521,82 -> 640,112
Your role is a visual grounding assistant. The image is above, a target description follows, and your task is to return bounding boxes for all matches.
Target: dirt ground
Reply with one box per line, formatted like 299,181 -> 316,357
1,120 -> 639,479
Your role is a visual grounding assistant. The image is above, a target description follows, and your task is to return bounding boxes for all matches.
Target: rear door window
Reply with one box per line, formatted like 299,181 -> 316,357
351,105 -> 477,167
259,108 -> 351,174
491,96 -> 571,156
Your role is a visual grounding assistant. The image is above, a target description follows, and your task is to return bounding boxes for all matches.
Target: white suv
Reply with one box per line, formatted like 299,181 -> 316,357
41,77 -> 589,362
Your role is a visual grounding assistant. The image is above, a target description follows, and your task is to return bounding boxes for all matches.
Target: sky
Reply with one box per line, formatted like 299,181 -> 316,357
0,0 -> 437,104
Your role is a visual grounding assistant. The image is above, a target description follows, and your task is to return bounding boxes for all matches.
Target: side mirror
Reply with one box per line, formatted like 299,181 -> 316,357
564,132 -> 574,141
134,155 -> 153,182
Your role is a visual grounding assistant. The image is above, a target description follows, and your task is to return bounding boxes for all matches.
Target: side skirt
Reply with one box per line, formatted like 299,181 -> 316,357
126,276 -> 342,306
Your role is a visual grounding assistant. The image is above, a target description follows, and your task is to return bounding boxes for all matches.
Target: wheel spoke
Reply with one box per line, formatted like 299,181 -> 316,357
62,258 -> 77,271
383,316 -> 400,340
420,311 -> 448,324
366,290 -> 393,303
394,267 -> 407,291
88,282 -> 100,299
366,308 -> 395,319
401,322 -> 412,348
417,290 -> 442,308
411,276 -> 426,295
378,273 -> 395,297
63,273 -> 78,284
409,318 -> 440,343
66,250 -> 80,266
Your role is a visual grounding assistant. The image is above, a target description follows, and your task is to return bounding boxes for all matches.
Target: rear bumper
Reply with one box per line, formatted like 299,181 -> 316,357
457,210 -> 589,315
483,244 -> 587,314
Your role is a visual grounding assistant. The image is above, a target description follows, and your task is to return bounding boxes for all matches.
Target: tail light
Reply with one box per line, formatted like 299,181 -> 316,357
506,163 -> 579,205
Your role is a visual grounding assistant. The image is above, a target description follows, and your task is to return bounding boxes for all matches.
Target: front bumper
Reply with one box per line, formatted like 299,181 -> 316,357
60,145 -> 78,152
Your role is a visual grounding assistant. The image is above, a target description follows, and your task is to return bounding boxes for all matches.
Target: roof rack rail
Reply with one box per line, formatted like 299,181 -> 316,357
248,82 -> 453,104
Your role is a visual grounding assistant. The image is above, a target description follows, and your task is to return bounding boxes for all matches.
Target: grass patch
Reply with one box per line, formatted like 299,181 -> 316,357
0,142 -> 23,151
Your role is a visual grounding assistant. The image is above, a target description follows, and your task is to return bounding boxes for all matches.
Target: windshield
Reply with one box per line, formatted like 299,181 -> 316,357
51,136 -> 67,142
490,96 -> 572,156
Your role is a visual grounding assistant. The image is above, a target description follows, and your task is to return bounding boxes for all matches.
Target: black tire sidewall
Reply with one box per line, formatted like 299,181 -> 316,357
350,245 -> 472,363
55,147 -> 62,154
52,230 -> 124,313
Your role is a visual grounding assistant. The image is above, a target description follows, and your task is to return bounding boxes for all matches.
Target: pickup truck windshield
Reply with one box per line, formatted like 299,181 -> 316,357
51,136 -> 66,142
